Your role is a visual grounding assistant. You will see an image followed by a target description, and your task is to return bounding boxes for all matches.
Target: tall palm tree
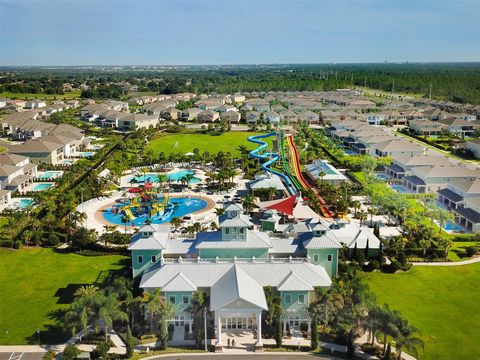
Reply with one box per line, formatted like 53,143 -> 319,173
358,210 -> 368,227
214,208 -> 225,217
394,317 -> 424,360
377,304 -> 399,355
352,200 -> 361,217
143,290 -> 163,332
242,195 -> 256,213
98,294 -> 129,341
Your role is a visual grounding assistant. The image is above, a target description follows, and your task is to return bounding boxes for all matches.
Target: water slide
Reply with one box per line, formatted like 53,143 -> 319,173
279,133 -> 302,191
285,135 -> 333,218
123,207 -> 135,220
248,133 -> 297,196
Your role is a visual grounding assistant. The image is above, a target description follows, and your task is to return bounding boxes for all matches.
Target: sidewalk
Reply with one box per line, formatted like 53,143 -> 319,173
412,256 -> 480,266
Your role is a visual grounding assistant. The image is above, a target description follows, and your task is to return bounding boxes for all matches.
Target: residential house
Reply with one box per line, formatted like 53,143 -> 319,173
372,139 -> 425,158
24,100 -> 47,109
118,114 -> 159,131
465,139 -> 480,159
297,111 -> 320,125
197,110 -> 220,123
438,118 -> 479,137
220,110 -> 241,124
385,155 -> 452,179
409,119 -> 446,136
279,110 -> 297,124
437,178 -> 480,211
263,111 -> 280,124
10,138 -> 66,165
245,111 -> 261,124
180,108 -> 202,122
404,165 -> 479,194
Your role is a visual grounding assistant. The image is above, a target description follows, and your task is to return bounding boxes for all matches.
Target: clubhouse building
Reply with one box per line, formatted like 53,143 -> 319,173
128,202 -> 380,351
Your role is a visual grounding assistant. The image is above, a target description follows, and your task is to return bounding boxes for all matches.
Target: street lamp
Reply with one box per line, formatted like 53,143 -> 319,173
203,308 -> 208,351
36,329 -> 40,345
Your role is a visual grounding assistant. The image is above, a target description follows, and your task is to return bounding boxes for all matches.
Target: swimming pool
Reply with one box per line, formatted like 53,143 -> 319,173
103,197 -> 208,226
443,221 -> 466,233
389,184 -> 411,194
90,145 -> 103,150
344,149 -> 359,156
77,151 -> 96,157
10,198 -> 34,210
130,170 -> 201,184
62,159 -> 74,166
32,183 -> 54,191
375,173 -> 389,180
38,171 -> 63,180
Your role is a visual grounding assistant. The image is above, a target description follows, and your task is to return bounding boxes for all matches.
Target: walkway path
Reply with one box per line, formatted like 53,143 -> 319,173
412,256 -> 480,266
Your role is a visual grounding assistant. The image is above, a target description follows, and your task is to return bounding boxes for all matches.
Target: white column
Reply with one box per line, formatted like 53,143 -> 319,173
307,320 -> 311,335
283,319 -> 287,333
189,320 -> 193,334
256,311 -> 262,345
216,314 -> 222,345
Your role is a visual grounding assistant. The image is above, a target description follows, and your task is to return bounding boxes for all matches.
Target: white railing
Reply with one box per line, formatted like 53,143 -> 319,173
161,255 -> 310,265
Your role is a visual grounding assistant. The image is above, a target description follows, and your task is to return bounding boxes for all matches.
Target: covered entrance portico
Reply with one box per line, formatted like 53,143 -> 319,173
210,264 -> 268,352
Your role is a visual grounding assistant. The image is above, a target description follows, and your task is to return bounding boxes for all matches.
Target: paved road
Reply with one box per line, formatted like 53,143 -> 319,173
143,355 -> 338,360
0,353 -> 44,360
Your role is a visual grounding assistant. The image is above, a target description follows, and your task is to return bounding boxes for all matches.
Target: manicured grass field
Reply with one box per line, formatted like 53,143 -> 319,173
447,241 -> 477,261
0,91 -> 81,100
363,264 -> 480,360
147,131 -> 272,156
0,248 -> 128,345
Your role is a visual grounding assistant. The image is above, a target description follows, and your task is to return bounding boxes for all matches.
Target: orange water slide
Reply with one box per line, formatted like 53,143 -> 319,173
286,135 -> 333,218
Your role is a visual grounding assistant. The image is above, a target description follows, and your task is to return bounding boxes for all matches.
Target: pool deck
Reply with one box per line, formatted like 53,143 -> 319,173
81,167 -> 248,234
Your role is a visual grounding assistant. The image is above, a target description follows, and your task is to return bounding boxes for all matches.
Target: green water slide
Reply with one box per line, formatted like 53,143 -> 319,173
279,131 -> 302,191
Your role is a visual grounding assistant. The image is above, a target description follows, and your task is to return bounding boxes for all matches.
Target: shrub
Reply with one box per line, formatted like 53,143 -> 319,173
381,259 -> 401,273
42,350 -> 56,360
465,245 -> 480,257
125,326 -> 135,359
401,262 -> 412,271
360,343 -> 383,357
94,341 -> 111,359
363,260 -> 380,272
46,234 -> 60,246
63,345 -> 80,360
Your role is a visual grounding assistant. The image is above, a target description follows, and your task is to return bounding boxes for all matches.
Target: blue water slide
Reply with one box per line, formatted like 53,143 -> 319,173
248,132 -> 297,195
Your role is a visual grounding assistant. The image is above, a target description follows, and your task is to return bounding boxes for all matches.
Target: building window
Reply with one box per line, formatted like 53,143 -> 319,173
239,228 -> 244,234
183,296 -> 189,304
151,255 -> 157,263
298,294 -> 305,304
327,254 -> 333,262
169,296 -> 176,304
284,294 -> 292,304
137,256 -> 143,264
313,254 -> 319,262
225,228 -> 230,235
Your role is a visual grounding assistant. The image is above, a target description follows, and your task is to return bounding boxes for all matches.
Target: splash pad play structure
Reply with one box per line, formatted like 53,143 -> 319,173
103,181 -> 208,226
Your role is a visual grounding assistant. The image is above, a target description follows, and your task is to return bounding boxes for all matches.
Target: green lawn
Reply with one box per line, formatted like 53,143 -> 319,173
363,264 -> 480,359
0,248 -> 128,345
0,91 -> 81,100
448,241 -> 478,261
147,131 -> 272,156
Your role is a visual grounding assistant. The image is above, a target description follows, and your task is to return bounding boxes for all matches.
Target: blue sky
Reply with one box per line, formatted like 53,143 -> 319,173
0,0 -> 479,65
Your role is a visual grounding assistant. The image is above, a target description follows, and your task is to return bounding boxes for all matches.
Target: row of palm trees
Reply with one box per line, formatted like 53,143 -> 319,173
308,269 -> 424,359
65,279 -> 176,350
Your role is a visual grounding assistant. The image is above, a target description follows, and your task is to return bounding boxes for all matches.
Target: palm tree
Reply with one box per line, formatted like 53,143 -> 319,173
352,200 -> 361,217
143,290 -> 163,332
367,206 -> 377,227
98,294 -> 129,341
316,170 -> 327,189
214,208 -> 225,217
377,304 -> 399,355
191,290 -> 209,348
263,287 -> 283,347
358,210 -> 367,227
242,195 -> 256,213
394,317 -> 424,360
170,217 -> 183,231
419,238 -> 433,257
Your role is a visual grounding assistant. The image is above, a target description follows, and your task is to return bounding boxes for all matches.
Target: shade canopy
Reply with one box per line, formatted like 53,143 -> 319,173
257,195 -> 297,216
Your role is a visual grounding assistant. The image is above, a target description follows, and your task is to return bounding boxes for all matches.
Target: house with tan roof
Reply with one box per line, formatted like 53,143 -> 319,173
220,110 -> 241,124
409,119 -> 447,136
438,117 -> 479,137
372,139 -> 425,158
118,114 -> 159,131
385,155 -> 453,179
197,110 -> 220,123
180,108 -> 202,121
404,165 -> 479,193
9,138 -> 66,165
